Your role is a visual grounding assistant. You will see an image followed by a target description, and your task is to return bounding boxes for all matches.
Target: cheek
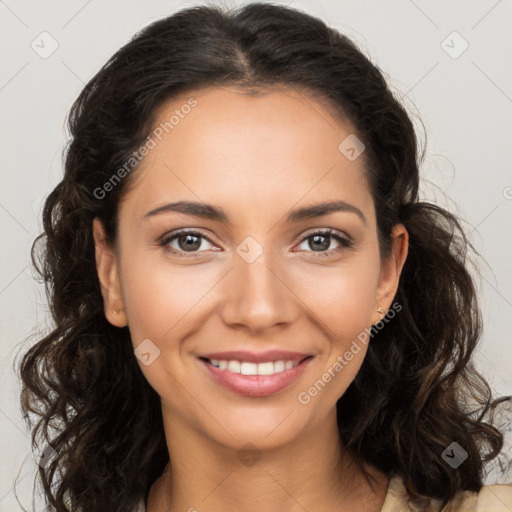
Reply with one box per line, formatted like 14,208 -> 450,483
118,254 -> 217,402
119,256 -> 215,346
290,251 -> 380,400
290,252 -> 381,337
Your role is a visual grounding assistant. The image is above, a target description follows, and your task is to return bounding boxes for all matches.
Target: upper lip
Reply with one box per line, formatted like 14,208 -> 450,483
199,350 -> 311,363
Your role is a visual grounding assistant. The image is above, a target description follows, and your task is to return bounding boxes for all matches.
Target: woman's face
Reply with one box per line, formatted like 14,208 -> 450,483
94,86 -> 407,451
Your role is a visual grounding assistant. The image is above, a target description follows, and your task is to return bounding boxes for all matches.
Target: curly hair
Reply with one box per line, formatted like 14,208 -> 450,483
16,2 -> 509,511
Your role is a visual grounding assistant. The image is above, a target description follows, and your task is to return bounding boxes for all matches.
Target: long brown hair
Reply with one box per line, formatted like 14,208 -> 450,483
17,3 -> 509,511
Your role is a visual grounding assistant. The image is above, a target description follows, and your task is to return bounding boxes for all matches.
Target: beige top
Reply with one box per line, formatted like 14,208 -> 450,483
136,476 -> 512,511
381,476 -> 512,511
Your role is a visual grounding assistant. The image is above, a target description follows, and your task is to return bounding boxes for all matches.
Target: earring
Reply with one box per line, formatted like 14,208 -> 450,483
113,308 -> 122,314
376,307 -> 384,317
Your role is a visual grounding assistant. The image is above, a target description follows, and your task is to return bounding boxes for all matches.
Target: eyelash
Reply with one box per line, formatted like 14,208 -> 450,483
159,228 -> 354,259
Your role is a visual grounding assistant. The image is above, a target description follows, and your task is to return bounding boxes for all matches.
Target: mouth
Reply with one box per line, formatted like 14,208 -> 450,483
198,354 -> 313,397
199,356 -> 312,375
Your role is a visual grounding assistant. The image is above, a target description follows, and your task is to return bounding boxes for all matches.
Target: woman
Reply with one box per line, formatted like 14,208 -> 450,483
18,3 -> 512,511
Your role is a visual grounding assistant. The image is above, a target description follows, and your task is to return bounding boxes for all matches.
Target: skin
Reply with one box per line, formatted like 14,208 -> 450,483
93,86 -> 409,512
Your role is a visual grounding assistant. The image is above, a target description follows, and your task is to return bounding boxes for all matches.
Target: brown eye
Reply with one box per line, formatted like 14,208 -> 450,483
160,230 -> 216,256
296,229 -> 354,257
176,233 -> 202,251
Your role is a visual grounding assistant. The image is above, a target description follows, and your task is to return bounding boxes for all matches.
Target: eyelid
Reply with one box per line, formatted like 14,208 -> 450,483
298,227 -> 352,242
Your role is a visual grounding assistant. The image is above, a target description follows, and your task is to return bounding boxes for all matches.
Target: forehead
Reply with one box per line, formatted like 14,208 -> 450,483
119,86 -> 373,225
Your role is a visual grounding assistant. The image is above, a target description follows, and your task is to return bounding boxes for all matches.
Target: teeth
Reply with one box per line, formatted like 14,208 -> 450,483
227,360 -> 241,373
274,361 -> 285,373
257,362 -> 274,375
208,358 -> 300,376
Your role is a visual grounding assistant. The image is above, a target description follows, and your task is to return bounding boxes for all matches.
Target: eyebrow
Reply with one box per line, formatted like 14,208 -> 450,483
144,200 -> 366,225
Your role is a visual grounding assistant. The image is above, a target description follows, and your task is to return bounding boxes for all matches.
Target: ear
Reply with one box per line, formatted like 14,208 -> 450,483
371,224 -> 409,325
92,218 -> 127,327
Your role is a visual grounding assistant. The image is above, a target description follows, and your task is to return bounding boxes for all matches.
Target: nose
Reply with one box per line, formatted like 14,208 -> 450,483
219,243 -> 298,334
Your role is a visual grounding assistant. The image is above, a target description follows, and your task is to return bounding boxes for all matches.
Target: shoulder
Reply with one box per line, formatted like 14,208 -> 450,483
381,476 -> 512,511
473,483 -> 512,511
443,483 -> 512,512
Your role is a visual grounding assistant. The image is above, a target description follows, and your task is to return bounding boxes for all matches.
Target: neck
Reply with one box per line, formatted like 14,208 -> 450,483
147,408 -> 388,512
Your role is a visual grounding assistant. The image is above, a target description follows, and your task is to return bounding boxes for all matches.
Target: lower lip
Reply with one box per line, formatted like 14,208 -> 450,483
199,357 -> 313,397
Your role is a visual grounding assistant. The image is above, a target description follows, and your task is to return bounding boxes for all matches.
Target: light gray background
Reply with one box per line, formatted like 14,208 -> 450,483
1,0 -> 511,509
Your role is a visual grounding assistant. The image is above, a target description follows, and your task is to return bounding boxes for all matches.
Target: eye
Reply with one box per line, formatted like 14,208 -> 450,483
295,228 -> 354,258
159,228 -> 354,259
159,229 -> 218,257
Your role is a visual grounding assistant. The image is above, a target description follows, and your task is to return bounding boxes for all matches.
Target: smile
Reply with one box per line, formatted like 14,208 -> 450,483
206,358 -> 300,375
198,355 -> 313,397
